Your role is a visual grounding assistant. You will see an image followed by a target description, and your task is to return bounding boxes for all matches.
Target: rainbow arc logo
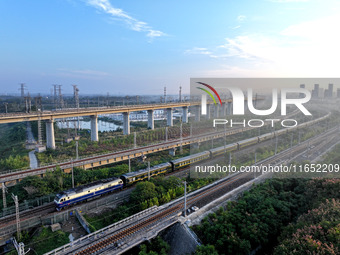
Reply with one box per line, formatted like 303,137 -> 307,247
196,82 -> 222,115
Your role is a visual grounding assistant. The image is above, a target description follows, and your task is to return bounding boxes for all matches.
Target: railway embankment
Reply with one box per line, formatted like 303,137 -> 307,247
161,173 -> 271,255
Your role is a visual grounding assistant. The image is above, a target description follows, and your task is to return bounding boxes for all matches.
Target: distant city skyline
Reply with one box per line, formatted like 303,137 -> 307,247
1,0 -> 340,95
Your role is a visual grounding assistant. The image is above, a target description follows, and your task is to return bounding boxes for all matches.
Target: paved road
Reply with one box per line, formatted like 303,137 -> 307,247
26,122 -> 38,169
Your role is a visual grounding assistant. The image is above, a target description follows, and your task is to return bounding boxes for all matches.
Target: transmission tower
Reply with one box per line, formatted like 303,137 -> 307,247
27,93 -> 31,113
3,102 -> 8,114
72,85 -> 79,109
53,85 -> 58,109
164,86 -> 167,103
179,86 -> 182,102
58,85 -> 64,109
72,85 -> 80,131
35,96 -> 43,145
24,96 -> 28,113
24,93 -> 32,113
19,83 -> 25,98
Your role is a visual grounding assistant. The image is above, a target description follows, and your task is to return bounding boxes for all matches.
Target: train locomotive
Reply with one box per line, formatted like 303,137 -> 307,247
54,177 -> 123,211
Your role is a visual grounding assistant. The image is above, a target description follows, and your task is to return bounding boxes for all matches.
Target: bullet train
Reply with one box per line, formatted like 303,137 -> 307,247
54,114 -> 328,210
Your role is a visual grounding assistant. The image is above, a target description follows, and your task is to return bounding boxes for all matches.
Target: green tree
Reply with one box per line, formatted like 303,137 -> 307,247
195,245 -> 219,255
130,181 -> 157,203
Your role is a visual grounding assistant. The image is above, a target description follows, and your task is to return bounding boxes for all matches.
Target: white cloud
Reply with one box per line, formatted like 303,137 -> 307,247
237,15 -> 246,22
86,0 -> 166,39
185,47 -> 213,56
189,14 -> 340,77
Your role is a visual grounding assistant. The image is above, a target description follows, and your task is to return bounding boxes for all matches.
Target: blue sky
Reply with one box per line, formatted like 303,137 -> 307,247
0,0 -> 339,95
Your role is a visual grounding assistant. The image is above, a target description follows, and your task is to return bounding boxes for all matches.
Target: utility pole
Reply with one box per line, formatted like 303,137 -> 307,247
147,161 -> 151,181
128,156 -> 131,173
275,136 -> 278,155
12,193 -> 20,240
180,122 -> 183,154
290,133 -> 293,148
134,132 -> 137,149
2,183 -> 6,209
71,159 -> 75,189
76,141 -> 79,160
224,123 -> 227,157
184,181 -> 187,217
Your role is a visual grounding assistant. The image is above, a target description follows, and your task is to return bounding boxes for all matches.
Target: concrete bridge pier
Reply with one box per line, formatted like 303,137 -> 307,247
227,102 -> 232,115
192,142 -> 200,149
214,105 -> 219,118
252,99 -> 257,109
46,119 -> 55,149
123,112 -> 130,135
206,104 -> 211,119
182,107 -> 188,123
167,108 -> 173,126
169,148 -> 176,156
221,103 -> 227,116
90,115 -> 99,141
195,106 -> 201,122
147,110 -> 154,129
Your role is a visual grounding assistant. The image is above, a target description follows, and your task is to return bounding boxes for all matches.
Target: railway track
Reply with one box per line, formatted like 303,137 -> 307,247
0,114 -> 332,234
0,203 -> 55,228
73,173 -> 252,255
61,126 -> 339,255
0,119 -> 334,233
